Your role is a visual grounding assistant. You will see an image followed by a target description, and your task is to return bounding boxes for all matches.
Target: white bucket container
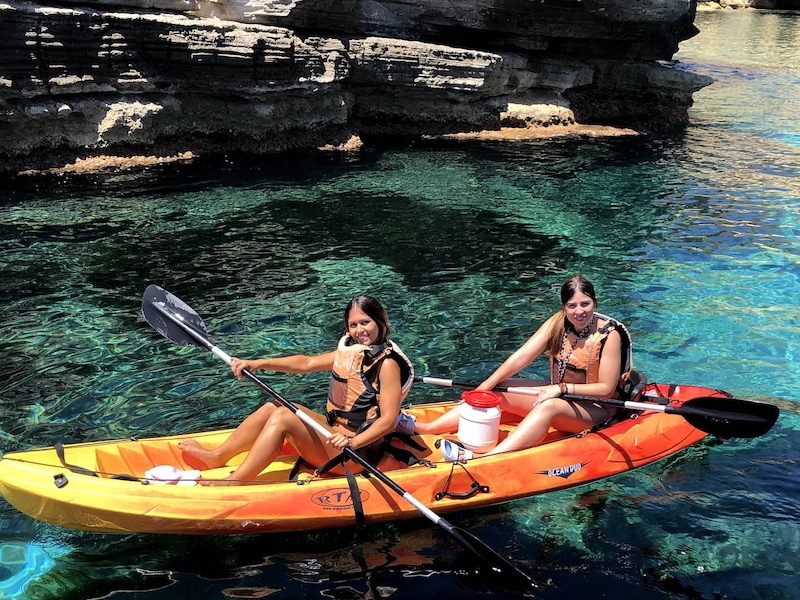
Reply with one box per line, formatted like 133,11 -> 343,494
457,390 -> 502,452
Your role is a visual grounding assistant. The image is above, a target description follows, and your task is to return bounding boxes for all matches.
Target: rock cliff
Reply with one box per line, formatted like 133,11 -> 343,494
0,0 -> 713,174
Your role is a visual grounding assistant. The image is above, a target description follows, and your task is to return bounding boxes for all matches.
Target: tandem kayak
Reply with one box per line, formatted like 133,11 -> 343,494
0,382 -> 735,535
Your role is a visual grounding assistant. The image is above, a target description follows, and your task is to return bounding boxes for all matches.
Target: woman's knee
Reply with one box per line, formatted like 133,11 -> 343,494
531,397 -> 560,416
247,402 -> 276,423
267,406 -> 297,427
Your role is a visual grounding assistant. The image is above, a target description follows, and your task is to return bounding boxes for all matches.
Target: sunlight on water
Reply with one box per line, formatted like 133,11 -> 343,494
1,9 -> 799,600
677,10 -> 800,148
0,541 -> 66,598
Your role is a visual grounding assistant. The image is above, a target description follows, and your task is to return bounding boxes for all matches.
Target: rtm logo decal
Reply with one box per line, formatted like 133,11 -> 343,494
311,488 -> 371,510
538,462 -> 588,479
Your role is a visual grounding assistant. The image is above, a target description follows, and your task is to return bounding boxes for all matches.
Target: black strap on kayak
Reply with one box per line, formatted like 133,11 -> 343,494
289,431 -> 435,526
290,431 -> 433,482
54,441 -> 99,477
288,454 -> 343,480
53,441 -> 144,483
288,457 -> 310,482
300,453 -> 367,527
343,465 -> 366,528
381,432 -> 435,467
386,431 -> 427,453
289,449 -> 364,481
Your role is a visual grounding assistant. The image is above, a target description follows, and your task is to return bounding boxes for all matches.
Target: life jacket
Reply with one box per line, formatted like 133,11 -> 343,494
549,312 -> 633,396
326,335 -> 414,430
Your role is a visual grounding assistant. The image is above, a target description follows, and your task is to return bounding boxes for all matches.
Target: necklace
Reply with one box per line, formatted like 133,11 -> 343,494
555,316 -> 595,383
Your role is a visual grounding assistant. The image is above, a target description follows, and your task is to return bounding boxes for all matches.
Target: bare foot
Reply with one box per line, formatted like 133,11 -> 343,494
177,439 -> 226,469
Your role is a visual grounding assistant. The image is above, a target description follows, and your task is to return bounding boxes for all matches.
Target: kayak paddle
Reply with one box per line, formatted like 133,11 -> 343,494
141,285 -> 536,591
414,376 -> 779,439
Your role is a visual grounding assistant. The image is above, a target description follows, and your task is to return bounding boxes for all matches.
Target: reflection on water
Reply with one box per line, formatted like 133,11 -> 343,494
1,9 -> 800,600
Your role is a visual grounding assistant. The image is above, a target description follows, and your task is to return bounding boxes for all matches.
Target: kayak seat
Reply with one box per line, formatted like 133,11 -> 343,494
287,431 -> 436,482
620,369 -> 648,403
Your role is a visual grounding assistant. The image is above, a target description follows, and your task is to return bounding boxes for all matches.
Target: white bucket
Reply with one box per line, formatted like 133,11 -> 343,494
457,390 -> 502,452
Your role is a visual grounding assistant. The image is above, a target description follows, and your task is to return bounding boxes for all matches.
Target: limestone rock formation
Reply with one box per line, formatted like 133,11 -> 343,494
0,0 -> 713,174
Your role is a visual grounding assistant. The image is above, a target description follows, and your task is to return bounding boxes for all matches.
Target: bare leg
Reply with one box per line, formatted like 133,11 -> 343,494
484,398 -> 613,456
201,406 -> 340,486
412,407 -> 460,435
178,402 -> 278,468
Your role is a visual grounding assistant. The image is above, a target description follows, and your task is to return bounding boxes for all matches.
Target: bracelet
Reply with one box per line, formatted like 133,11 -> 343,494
559,382 -> 567,395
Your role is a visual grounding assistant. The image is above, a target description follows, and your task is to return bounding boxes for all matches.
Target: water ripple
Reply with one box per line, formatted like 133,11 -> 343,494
1,9 -> 800,600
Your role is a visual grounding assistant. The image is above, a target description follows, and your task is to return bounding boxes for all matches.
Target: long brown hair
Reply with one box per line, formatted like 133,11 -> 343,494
545,276 -> 598,355
344,295 -> 390,344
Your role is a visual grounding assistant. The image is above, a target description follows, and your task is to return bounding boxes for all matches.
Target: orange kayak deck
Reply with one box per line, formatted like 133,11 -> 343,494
0,383 -> 724,534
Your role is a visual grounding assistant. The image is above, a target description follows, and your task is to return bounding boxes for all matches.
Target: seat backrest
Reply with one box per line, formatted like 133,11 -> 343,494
595,312 -> 633,376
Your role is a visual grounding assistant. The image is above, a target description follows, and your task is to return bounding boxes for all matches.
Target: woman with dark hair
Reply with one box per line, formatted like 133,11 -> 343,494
178,295 -> 414,485
402,276 -> 631,460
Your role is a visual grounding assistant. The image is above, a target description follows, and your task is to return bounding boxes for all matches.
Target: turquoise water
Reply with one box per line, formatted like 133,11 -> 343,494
1,9 -> 799,599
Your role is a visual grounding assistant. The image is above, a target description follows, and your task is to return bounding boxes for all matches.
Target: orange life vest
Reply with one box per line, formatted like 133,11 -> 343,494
549,312 -> 633,395
326,336 -> 414,429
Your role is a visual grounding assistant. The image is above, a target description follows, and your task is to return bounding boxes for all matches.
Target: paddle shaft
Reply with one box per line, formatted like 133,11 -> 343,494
147,298 -> 531,582
415,376 -> 767,424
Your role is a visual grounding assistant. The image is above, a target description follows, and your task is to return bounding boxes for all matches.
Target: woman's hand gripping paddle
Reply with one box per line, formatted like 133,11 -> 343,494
141,285 -> 536,592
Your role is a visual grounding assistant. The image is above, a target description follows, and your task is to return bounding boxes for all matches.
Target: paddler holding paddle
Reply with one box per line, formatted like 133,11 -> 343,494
178,295 -> 414,485
400,276 -> 632,460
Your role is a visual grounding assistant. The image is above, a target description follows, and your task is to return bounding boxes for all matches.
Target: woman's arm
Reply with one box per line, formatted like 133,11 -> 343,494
231,351 -> 338,379
478,313 -> 560,391
337,357 -> 402,451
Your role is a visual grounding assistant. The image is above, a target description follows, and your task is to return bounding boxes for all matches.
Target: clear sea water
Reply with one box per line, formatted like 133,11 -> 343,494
1,9 -> 799,600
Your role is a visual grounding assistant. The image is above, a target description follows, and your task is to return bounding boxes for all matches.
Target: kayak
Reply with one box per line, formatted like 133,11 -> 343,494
0,381 -> 724,535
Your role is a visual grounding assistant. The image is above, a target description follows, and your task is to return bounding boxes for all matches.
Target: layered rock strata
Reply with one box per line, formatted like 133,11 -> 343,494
0,0 -> 713,174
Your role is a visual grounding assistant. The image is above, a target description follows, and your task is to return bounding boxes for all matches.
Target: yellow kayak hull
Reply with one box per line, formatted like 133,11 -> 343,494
0,384 -> 719,534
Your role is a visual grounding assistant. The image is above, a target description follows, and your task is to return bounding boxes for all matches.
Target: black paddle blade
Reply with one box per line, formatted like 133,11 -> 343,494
680,396 -> 780,438
141,285 -> 208,347
449,526 -> 537,592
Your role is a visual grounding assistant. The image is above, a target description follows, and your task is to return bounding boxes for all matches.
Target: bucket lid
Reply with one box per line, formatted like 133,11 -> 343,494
461,390 -> 502,408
